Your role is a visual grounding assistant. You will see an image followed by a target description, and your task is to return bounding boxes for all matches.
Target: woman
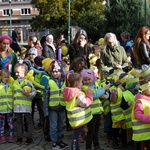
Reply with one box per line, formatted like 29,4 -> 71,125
0,35 -> 18,77
100,32 -> 128,70
42,34 -> 56,59
27,35 -> 42,57
133,26 -> 150,68
68,29 -> 90,68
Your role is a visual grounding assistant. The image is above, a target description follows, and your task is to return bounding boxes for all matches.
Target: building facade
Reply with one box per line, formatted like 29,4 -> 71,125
0,0 -> 39,45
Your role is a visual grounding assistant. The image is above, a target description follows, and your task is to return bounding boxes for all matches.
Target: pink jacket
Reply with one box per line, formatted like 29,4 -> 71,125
134,93 -> 150,123
63,87 -> 93,107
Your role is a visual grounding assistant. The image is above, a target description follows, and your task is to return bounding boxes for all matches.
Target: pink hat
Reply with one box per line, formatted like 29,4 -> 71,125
0,35 -> 12,44
80,69 -> 97,82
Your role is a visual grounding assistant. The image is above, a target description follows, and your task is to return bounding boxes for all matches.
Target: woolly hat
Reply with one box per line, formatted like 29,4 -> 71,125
28,47 -> 38,56
141,64 -> 150,80
0,35 -> 12,44
34,56 -> 44,67
42,58 -> 55,71
80,69 -> 97,82
125,76 -> 139,90
51,61 -> 61,72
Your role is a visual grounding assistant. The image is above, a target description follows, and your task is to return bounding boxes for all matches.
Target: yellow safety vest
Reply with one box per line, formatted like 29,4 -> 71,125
48,79 -> 66,107
0,83 -> 13,112
66,92 -> 93,127
13,79 -> 32,106
90,82 -> 103,114
122,90 -> 135,128
101,99 -> 111,115
110,88 -> 124,122
132,99 -> 150,141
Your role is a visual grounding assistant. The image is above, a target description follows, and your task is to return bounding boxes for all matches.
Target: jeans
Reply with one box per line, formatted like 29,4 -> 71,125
49,108 -> 65,143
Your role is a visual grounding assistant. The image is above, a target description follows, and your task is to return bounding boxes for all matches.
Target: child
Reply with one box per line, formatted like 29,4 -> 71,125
13,63 -> 36,145
81,69 -> 111,150
63,72 -> 93,150
43,60 -> 68,150
132,80 -> 150,150
0,69 -> 14,143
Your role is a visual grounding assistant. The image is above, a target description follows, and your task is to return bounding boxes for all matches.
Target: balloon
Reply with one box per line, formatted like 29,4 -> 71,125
23,86 -> 32,92
61,46 -> 68,56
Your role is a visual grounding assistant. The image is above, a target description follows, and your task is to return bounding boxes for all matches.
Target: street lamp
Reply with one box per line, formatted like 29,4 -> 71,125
9,0 -> 12,36
68,0 -> 71,45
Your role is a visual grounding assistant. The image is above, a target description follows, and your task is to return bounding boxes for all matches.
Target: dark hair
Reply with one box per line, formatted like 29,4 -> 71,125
66,73 -> 81,87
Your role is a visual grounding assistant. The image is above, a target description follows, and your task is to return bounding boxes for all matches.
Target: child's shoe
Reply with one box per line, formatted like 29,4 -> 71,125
16,137 -> 23,145
52,143 -> 60,150
0,136 -> 6,143
25,138 -> 33,145
8,135 -> 14,143
58,140 -> 69,149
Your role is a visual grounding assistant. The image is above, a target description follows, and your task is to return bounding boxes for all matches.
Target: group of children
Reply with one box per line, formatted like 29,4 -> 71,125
0,49 -> 150,150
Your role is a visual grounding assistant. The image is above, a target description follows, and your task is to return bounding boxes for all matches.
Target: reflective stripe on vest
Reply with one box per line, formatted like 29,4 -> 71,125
101,99 -> 111,115
0,83 -> 13,112
48,79 -> 66,107
132,99 -> 150,141
66,92 -> 93,127
110,88 -> 124,122
122,90 -> 135,128
90,99 -> 103,114
13,80 -> 32,106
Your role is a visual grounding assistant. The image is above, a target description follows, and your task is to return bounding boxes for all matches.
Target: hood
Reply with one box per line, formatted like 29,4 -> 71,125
63,87 -> 80,101
135,93 -> 149,101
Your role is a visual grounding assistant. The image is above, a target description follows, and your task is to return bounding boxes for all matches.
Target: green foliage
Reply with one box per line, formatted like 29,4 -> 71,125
103,0 -> 150,39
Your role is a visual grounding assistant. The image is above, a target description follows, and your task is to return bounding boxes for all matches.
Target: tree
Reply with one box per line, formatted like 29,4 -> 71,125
31,0 -> 104,42
103,0 -> 150,40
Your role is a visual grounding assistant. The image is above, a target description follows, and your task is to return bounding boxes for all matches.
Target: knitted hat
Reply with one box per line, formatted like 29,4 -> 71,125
0,35 -> 12,44
125,76 -> 139,90
51,61 -> 61,72
141,64 -> 150,80
80,69 -> 97,82
34,56 -> 44,67
42,58 -> 55,71
28,47 -> 38,56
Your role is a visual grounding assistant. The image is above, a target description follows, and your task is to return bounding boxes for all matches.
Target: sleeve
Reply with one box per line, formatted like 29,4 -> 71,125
76,91 -> 93,107
134,101 -> 150,123
139,42 -> 150,64
93,87 -> 105,99
43,82 -> 50,117
120,96 -> 130,110
28,81 -> 37,99
120,46 -> 128,68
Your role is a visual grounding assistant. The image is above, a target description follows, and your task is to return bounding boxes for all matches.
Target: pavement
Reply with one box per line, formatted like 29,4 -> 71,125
0,109 -> 128,150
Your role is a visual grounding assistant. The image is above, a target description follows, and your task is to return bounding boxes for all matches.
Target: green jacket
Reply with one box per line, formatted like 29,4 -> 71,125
100,46 -> 128,70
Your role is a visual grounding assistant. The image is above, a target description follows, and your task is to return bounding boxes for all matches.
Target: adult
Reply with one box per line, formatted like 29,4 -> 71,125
68,29 -> 90,68
42,34 -> 56,59
120,31 -> 135,66
133,26 -> 150,68
100,32 -> 128,70
0,35 -> 18,77
27,35 -> 42,56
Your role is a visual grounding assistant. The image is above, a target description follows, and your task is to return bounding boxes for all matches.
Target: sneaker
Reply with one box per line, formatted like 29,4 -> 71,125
25,138 -> 33,145
52,143 -> 60,150
58,140 -> 69,149
8,135 -> 14,143
16,137 -> 22,145
0,136 -> 6,143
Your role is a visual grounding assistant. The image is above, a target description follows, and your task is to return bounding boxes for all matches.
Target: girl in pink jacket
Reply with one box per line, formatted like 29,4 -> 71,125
132,80 -> 150,150
63,72 -> 93,150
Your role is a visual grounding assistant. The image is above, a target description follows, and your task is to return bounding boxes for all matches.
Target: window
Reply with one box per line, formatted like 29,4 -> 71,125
21,8 -> 31,15
3,9 -> 12,16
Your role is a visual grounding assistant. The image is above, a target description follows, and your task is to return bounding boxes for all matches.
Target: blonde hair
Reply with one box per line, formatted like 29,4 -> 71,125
14,63 -> 29,76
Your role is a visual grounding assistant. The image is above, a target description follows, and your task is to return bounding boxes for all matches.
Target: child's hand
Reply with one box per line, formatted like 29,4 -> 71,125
103,83 -> 111,90
100,94 -> 107,99
22,88 -> 30,97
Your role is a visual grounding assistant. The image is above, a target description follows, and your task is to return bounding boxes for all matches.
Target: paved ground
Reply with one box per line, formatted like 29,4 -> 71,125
0,110 -> 128,150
